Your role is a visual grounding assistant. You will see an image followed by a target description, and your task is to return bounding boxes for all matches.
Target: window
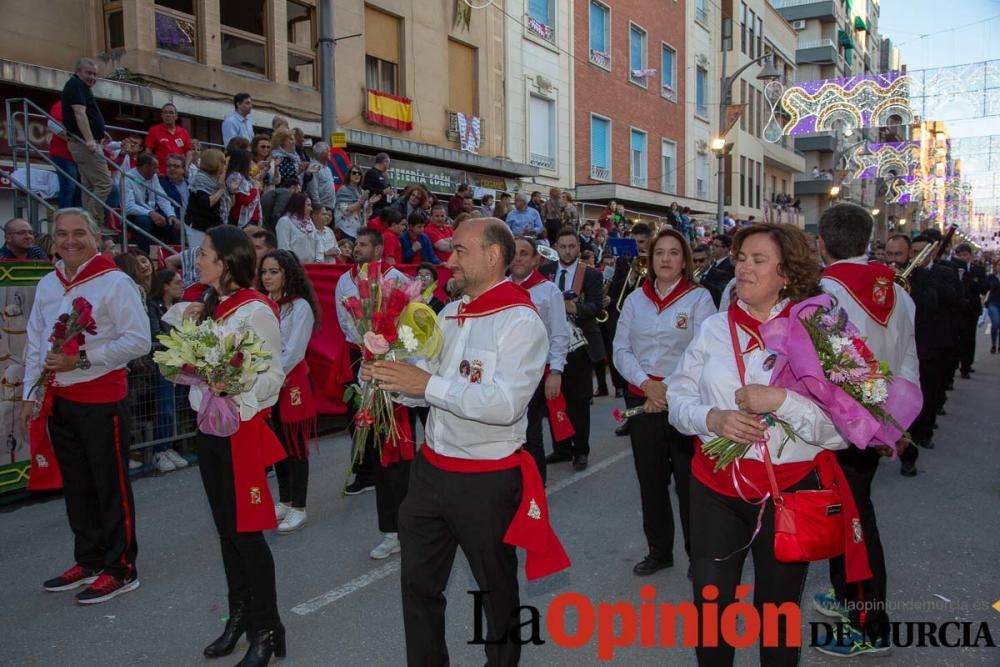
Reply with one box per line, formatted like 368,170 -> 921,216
740,155 -> 746,206
695,0 -> 708,24
529,95 -> 556,169
756,89 -> 763,137
695,66 -> 708,117
365,7 -> 401,94
747,85 -> 755,137
448,40 -> 478,117
740,3 -> 747,55
748,159 -> 755,209
756,161 -> 762,209
221,0 -> 266,75
629,24 -> 648,86
697,155 -> 710,199
747,10 -> 756,59
287,1 -> 315,86
740,80 -> 747,130
105,8 -> 124,49
155,0 -> 196,60
590,115 -> 612,181
661,44 -> 676,99
756,16 -> 764,60
630,129 -> 647,188
589,1 -> 610,68
661,140 -> 677,193
527,0 -> 555,41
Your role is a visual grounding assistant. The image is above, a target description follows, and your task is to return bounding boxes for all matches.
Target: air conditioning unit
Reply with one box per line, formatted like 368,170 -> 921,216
791,20 -> 807,30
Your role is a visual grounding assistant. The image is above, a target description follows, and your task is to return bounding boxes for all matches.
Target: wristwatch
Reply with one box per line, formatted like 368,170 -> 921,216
76,350 -> 91,371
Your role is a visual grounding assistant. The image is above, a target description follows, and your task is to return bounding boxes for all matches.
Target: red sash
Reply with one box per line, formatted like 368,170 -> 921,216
29,370 -> 129,491
278,360 -> 318,458
380,405 -> 414,466
420,445 -> 571,581
543,368 -> 576,442
628,374 -> 664,398
822,262 -> 896,327
641,279 -> 697,314
56,254 -> 119,292
447,280 -> 537,326
214,290 -> 285,532
517,271 -> 547,291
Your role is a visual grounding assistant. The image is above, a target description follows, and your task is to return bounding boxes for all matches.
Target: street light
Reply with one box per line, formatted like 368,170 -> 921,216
716,45 -> 783,234
871,208 -> 880,216
829,185 -> 841,197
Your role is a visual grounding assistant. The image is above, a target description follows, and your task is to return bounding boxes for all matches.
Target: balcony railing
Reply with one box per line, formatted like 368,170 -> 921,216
529,153 -> 556,169
589,49 -> 610,69
590,165 -> 611,181
525,15 -> 554,43
630,175 -> 648,189
695,5 -> 708,23
796,38 -> 837,50
661,85 -> 677,102
445,111 -> 484,148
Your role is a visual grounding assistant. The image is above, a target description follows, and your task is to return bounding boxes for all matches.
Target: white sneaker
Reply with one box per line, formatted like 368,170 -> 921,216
275,502 -> 290,522
128,459 -> 142,471
153,452 -> 176,473
369,533 -> 401,560
164,449 -> 189,468
277,508 -> 307,534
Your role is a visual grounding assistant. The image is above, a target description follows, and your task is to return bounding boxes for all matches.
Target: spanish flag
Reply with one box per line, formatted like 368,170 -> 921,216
366,89 -> 413,131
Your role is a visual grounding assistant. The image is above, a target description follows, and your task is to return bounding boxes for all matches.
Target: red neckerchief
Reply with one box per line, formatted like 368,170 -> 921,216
56,254 -> 119,292
641,279 -> 697,314
447,280 -> 537,326
727,299 -> 793,353
822,262 -> 896,327
214,289 -> 278,321
517,270 -> 547,291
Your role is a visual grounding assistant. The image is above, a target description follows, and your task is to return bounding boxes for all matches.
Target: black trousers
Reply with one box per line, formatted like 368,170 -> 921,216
553,349 -> 592,457
600,321 -> 625,391
197,432 -> 279,630
399,453 -> 522,667
48,396 -> 137,578
690,474 -> 818,667
829,447 -> 888,641
524,379 -> 548,484
909,354 -> 939,446
347,346 -> 375,485
625,395 -> 692,560
272,401 -> 309,508
544,218 -> 562,243
375,453 -> 411,534
958,317 -> 978,373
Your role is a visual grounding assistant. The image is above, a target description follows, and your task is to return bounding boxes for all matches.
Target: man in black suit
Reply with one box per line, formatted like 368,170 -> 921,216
700,234 -> 735,308
952,243 -> 988,378
540,228 -> 605,471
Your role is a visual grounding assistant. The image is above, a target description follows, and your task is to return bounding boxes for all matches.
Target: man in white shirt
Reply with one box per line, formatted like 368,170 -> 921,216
221,93 -> 254,148
123,153 -> 180,252
510,236 -> 569,483
371,219 -> 569,666
22,208 -> 150,604
815,203 -> 919,655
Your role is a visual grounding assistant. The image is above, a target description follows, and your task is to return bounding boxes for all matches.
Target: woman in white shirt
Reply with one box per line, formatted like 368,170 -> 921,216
275,192 -> 319,265
188,225 -> 287,665
667,223 -> 846,667
613,227 -> 715,578
258,249 -> 319,534
310,205 -> 340,263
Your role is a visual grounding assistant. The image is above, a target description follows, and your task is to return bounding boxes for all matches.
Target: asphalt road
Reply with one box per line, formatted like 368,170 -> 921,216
2,345 -> 999,666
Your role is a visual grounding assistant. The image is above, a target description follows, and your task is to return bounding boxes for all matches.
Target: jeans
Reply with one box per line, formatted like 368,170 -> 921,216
50,155 -> 81,209
988,303 -> 1000,347
128,213 -> 180,253
153,373 -> 176,449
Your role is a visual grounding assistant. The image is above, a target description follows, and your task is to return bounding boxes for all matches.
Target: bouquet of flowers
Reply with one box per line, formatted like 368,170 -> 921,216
153,318 -> 272,436
341,263 -> 443,469
30,297 -> 97,417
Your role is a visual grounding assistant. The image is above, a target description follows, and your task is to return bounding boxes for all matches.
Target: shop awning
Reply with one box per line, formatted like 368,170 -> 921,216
839,29 -> 856,49
854,16 -> 869,31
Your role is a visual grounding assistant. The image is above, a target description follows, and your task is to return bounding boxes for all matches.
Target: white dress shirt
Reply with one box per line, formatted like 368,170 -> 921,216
334,266 -> 407,344
278,298 -> 315,373
613,281 -> 715,388
404,281 -> 549,460
821,257 -> 919,384
668,299 -> 847,464
23,255 -> 151,398
187,298 -> 285,421
221,111 -> 254,147
554,262 -> 578,292
516,277 -> 570,373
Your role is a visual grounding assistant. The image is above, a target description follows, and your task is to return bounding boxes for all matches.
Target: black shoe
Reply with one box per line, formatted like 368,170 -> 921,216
43,564 -> 101,592
204,601 -> 248,658
991,346 -> 996,354
594,388 -> 609,398
343,478 -> 375,496
960,371 -> 971,379
615,388 -> 625,398
615,423 -> 630,437
936,408 -> 947,416
969,367 -> 976,373
900,461 -> 917,477
235,624 -> 286,667
632,554 -> 674,576
917,439 -> 935,449
572,454 -> 588,471
932,423 -> 939,430
545,452 -> 573,464
74,572 -> 140,604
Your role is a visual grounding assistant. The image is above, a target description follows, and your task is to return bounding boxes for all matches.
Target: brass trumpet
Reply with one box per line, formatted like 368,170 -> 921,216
615,255 -> 649,313
894,240 -> 939,292
596,281 -> 611,323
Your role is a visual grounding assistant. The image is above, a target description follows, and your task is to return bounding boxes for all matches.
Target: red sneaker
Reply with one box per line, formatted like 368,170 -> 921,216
75,573 -> 140,605
43,564 -> 101,592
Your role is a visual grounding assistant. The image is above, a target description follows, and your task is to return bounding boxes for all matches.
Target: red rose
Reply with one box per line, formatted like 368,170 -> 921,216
851,337 -> 875,363
357,277 -> 371,300
229,351 -> 245,368
343,297 -> 364,321
385,289 -> 410,319
372,312 -> 398,342
58,313 -> 70,324
51,321 -> 67,342
62,338 -> 80,356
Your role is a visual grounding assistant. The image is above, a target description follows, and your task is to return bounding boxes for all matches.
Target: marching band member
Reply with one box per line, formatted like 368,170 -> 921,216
187,225 -> 287,666
540,228 -> 605,471
370,219 -> 569,666
25,208 -> 150,604
334,228 -> 412,560
613,228 -> 714,576
700,234 -> 736,308
259,249 -> 319,534
669,223 -> 857,667
815,204 -> 919,656
510,236 -> 570,483
606,223 -> 652,408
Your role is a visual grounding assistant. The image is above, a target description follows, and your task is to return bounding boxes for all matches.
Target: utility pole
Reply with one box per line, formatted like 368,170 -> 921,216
319,0 -> 336,141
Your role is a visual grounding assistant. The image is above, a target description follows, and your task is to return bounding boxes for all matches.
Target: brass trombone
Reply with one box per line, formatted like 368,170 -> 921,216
614,255 -> 649,313
894,240 -> 938,292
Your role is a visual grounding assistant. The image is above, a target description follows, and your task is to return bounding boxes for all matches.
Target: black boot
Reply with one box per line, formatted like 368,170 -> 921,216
203,601 -> 248,658
235,624 -> 286,667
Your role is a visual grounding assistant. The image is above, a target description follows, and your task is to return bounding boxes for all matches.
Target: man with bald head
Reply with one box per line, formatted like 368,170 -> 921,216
371,218 -> 570,665
0,219 -> 47,259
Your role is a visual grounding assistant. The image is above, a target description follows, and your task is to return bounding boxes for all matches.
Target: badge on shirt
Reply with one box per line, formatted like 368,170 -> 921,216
175,137 -> 184,148
762,353 -> 777,371
871,277 -> 891,306
470,360 -> 483,384
675,312 -> 689,330
459,360 -> 471,378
